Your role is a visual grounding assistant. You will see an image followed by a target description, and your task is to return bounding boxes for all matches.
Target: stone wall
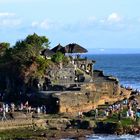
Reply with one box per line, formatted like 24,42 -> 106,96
46,67 -> 75,85
53,80 -> 124,114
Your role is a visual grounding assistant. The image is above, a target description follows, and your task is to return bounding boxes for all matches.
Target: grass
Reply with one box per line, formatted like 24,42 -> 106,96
0,128 -> 38,139
0,128 -> 58,140
103,113 -> 135,127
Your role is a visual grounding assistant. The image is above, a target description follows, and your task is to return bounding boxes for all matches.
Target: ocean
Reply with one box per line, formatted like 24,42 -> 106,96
86,54 -> 140,90
81,54 -> 140,140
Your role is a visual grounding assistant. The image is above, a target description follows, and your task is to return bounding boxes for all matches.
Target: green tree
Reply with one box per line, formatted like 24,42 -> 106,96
11,33 -> 50,77
0,33 -> 50,97
13,33 -> 50,62
51,52 -> 64,63
0,42 -> 10,57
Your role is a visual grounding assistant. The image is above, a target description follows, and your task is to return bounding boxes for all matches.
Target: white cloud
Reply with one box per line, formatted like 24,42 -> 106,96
0,19 -> 21,27
99,12 -> 122,25
0,12 -> 22,28
96,12 -> 125,31
31,21 -> 39,27
107,12 -> 122,23
31,19 -> 58,30
0,12 -> 15,17
40,20 -> 51,30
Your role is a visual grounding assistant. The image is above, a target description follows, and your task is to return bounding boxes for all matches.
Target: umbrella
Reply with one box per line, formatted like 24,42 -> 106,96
51,44 -> 65,53
41,48 -> 55,57
64,43 -> 88,53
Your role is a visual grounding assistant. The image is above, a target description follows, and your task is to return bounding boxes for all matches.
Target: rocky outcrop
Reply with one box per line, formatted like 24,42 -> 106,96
50,66 -> 134,114
52,79 -> 131,114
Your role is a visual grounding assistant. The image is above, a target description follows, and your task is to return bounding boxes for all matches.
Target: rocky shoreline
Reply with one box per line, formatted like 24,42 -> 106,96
0,86 -> 140,139
0,121 -> 139,140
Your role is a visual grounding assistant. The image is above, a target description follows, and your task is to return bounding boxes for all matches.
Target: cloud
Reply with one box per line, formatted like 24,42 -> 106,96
31,21 -> 39,28
75,12 -> 124,32
30,12 -> 134,33
0,19 -> 21,27
0,12 -> 15,17
107,12 -> 122,23
72,13 -> 124,32
31,19 -> 59,30
99,12 -> 123,25
0,12 -> 22,28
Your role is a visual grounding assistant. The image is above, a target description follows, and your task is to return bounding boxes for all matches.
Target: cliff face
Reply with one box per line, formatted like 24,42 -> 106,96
52,79 -> 131,114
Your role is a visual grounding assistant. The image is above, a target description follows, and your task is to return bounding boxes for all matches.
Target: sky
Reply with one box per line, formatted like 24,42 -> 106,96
0,0 -> 140,54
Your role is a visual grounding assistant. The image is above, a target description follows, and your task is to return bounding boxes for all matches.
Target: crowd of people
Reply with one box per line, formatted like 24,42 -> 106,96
94,95 -> 140,121
0,101 -> 47,121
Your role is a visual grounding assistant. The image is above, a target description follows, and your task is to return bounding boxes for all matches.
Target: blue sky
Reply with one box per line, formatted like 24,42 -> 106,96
0,0 -> 140,54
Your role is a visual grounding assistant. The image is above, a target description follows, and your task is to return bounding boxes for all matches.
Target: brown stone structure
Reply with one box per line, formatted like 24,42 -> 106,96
45,57 -> 95,86
37,55 -> 132,115
74,58 -> 95,76
52,79 -> 121,114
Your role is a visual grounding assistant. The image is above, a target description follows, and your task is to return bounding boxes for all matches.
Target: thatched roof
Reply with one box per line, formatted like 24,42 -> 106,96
51,44 -> 65,53
64,43 -> 88,53
41,49 -> 55,57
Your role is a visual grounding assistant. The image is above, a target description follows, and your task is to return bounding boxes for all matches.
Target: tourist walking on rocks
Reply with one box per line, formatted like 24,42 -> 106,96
37,107 -> 41,113
27,106 -> 31,113
5,104 -> 9,113
19,103 -> 24,111
126,111 -> 129,118
95,108 -> 98,119
2,110 -> 7,121
42,105 -> 46,114
78,111 -> 83,118
104,109 -> 109,117
25,101 -> 29,107
11,103 -> 15,112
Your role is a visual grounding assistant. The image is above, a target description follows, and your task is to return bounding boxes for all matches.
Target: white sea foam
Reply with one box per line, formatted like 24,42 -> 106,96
86,134 -> 140,140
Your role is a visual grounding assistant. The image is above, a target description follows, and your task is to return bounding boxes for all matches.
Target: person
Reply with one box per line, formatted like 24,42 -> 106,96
2,110 -> 7,121
37,107 -> 41,113
42,105 -> 46,114
130,110 -> 134,118
75,77 -> 78,82
104,109 -> 109,117
86,69 -> 89,74
20,103 -> 24,111
27,106 -> 31,113
126,111 -> 129,117
25,101 -> 29,107
78,111 -> 83,118
5,104 -> 9,113
11,103 -> 15,112
95,108 -> 98,119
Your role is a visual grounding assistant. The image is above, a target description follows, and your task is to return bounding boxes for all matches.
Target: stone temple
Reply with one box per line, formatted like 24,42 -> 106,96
33,43 -> 130,115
